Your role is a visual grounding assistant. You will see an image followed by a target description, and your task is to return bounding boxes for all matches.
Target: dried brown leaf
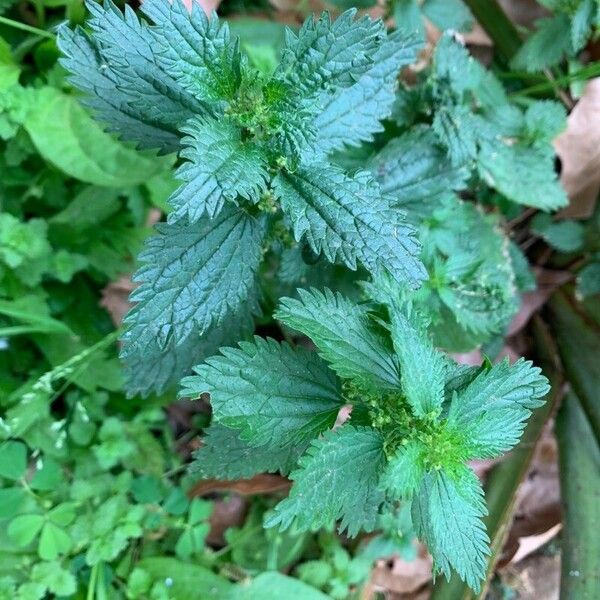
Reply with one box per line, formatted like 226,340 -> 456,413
554,78 -> 600,219
189,473 -> 291,497
100,276 -> 135,326
365,543 -> 432,598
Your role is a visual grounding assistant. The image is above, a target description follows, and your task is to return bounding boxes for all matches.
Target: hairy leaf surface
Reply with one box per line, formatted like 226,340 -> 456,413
369,126 -> 469,220
123,300 -> 255,397
121,206 -> 266,359
447,358 -> 549,458
273,164 -> 426,288
141,0 -> 241,103
60,1 -> 204,152
276,288 -> 401,391
191,424 -> 302,479
478,139 -> 568,210
389,306 -> 446,417
57,26 -> 183,152
412,467 -> 489,591
168,117 -> 268,222
265,426 -> 385,536
181,338 -> 343,450
314,29 -> 422,153
276,10 -> 384,100
381,440 -> 426,499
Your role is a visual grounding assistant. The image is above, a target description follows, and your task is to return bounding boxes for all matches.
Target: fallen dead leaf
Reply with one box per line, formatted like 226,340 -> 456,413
499,425 -> 562,566
100,276 -> 136,326
498,0 -> 548,27
554,78 -> 600,219
189,473 -> 291,497
507,268 -> 573,337
207,495 -> 248,546
510,523 -> 562,565
364,543 -> 432,599
499,553 -> 561,600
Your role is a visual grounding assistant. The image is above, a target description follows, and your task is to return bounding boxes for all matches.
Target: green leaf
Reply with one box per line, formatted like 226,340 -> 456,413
136,558 -> 233,598
422,0 -> 473,32
432,104 -> 480,166
433,33 -> 481,97
381,440 -> 426,499
389,306 -> 447,418
8,514 -> 44,546
23,88 -> 166,186
141,0 -> 241,103
276,10 -> 385,100
130,476 -> 165,504
59,0 -> 204,152
265,426 -> 385,537
577,260 -> 600,298
30,458 -> 62,491
477,138 -> 568,210
0,488 -> 28,519
124,299 -> 256,397
175,522 -> 210,559
57,24 -> 189,153
38,522 -> 72,560
412,467 -> 489,591
275,288 -> 401,391
524,101 -> 566,145
314,29 -> 422,153
0,297 -> 73,337
191,424 -> 303,479
163,488 -> 189,516
47,503 -> 76,527
447,358 -> 550,458
571,0 -> 595,51
30,562 -> 77,597
511,14 -> 573,72
273,163 -> 425,288
168,117 -> 268,222
121,206 -> 266,362
393,0 -> 424,40
235,572 -> 329,600
369,126 -> 469,221
0,441 -> 27,480
181,338 -> 343,451
531,214 -> 585,253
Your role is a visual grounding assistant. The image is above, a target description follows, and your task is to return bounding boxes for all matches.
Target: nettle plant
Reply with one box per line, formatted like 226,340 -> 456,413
59,0 -> 426,396
181,290 -> 549,590
60,1 -> 553,591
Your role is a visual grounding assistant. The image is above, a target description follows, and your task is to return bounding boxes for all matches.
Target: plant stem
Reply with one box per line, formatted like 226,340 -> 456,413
462,0 -> 522,63
512,62 -> 600,97
547,288 -> 600,443
0,15 -> 54,38
556,392 -> 600,599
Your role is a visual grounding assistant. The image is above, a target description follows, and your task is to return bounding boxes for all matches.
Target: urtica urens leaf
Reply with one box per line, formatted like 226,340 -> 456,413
167,117 -> 269,222
314,28 -> 423,154
121,206 -> 266,360
447,358 -> 550,458
180,338 -> 343,451
275,288 -> 401,391
412,466 -> 490,591
265,426 -> 385,537
190,424 -> 303,479
141,0 -> 242,103
272,163 -> 426,288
